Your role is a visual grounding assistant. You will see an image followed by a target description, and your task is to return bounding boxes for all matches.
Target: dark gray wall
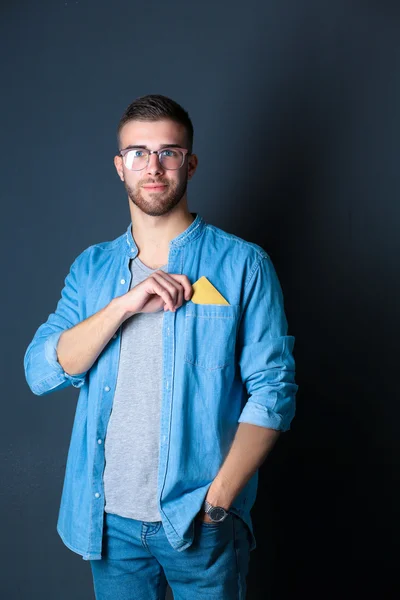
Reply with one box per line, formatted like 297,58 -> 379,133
1,1 -> 398,598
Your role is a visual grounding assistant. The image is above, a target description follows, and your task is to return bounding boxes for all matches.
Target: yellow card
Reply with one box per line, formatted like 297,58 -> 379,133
190,276 -> 230,305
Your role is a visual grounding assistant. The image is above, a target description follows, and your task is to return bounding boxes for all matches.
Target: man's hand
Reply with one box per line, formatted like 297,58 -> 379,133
195,508 -> 218,524
195,486 -> 231,524
118,271 -> 193,317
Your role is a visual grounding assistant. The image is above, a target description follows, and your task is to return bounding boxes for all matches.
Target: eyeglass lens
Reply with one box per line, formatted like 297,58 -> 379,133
123,148 -> 184,170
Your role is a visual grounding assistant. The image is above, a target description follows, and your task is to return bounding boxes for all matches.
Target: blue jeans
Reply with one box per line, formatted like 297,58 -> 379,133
90,510 -> 251,599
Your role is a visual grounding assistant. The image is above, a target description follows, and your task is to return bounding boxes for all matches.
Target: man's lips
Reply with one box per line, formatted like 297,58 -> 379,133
143,184 -> 168,189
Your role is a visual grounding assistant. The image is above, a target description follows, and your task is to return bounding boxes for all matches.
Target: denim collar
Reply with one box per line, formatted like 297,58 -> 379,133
124,212 -> 206,257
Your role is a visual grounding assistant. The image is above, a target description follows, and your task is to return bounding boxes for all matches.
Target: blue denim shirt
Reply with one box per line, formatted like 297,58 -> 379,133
23,213 -> 298,560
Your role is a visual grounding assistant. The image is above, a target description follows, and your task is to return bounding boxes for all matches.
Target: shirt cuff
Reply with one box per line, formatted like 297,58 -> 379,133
238,400 -> 293,432
44,331 -> 87,389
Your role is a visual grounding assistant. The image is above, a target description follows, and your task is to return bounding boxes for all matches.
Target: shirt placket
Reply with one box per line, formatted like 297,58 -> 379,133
89,254 -> 135,556
157,244 -> 182,533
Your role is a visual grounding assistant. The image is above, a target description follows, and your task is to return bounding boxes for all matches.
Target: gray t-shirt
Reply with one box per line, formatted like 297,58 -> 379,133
103,256 -> 168,522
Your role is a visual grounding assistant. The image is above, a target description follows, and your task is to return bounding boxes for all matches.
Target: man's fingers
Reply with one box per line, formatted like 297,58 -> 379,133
151,271 -> 193,302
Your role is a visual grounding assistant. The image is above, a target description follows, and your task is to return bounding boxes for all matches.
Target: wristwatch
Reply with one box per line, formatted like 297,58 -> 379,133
202,499 -> 229,523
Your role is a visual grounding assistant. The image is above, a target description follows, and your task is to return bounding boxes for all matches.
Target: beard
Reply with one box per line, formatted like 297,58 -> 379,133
124,171 -> 189,217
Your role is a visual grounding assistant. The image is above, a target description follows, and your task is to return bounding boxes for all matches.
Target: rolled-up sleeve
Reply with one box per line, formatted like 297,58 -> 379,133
23,251 -> 89,396
237,252 -> 298,432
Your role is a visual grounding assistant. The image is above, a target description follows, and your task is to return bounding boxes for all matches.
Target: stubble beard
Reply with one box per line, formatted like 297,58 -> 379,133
124,174 -> 189,217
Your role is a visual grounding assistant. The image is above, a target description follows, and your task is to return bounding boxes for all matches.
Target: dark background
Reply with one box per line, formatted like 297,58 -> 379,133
1,0 -> 398,598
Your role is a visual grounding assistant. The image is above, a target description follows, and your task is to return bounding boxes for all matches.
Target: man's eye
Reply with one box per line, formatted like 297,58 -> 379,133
161,149 -> 177,157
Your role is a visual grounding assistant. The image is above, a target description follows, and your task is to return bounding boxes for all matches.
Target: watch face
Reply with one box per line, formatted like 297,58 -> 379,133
209,507 -> 226,522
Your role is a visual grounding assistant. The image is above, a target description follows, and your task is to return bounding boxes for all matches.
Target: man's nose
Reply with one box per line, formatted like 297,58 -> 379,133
146,152 -> 164,176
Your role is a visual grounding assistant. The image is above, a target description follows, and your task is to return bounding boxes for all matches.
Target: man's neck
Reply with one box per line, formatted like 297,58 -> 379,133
133,211 -> 195,270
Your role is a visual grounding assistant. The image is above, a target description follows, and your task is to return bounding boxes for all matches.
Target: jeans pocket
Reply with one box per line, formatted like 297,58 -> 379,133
197,511 -> 233,526
199,519 -> 226,529
184,302 -> 240,370
231,513 -> 252,549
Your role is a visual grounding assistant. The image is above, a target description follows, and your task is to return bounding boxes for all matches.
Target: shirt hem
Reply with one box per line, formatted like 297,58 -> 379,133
57,525 -> 102,561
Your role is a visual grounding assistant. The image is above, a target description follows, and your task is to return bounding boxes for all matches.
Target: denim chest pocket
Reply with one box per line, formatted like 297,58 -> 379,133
184,302 -> 240,370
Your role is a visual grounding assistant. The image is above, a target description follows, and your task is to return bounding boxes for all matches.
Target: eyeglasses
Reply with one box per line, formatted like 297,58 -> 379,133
118,146 -> 191,171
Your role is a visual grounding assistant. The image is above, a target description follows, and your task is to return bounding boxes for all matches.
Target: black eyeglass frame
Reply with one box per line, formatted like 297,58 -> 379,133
118,147 -> 191,171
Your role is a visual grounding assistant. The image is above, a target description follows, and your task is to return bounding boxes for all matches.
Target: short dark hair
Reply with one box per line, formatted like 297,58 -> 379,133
117,94 -> 194,152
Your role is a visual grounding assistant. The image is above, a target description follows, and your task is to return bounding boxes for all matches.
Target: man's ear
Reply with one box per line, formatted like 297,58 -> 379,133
188,153 -> 198,179
114,155 -> 124,181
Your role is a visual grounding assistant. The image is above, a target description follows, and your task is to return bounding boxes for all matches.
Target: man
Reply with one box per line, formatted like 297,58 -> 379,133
24,94 -> 298,599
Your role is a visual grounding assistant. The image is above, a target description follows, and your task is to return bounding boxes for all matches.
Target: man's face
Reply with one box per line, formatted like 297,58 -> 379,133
114,119 -> 197,217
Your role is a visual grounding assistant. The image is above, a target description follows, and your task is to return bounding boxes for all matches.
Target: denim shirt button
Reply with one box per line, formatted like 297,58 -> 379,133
120,278 -> 126,284
94,492 -> 100,498
104,386 -> 110,392
97,439 -> 102,444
